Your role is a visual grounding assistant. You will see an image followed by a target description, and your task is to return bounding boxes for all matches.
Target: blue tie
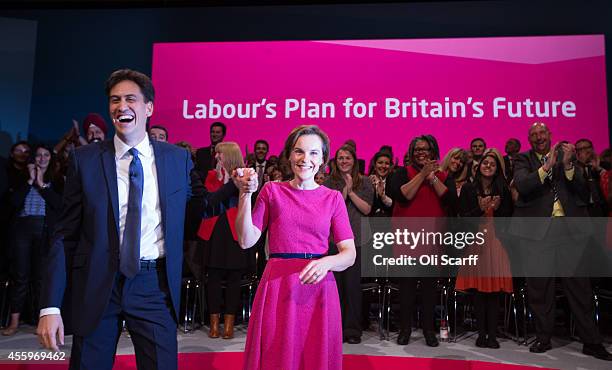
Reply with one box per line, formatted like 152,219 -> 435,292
120,147 -> 143,278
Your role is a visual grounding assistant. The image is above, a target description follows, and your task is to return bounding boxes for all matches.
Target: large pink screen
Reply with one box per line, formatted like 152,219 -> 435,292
151,35 -> 608,163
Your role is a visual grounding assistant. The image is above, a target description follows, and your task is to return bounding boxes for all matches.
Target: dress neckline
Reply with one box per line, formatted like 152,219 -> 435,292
285,180 -> 321,192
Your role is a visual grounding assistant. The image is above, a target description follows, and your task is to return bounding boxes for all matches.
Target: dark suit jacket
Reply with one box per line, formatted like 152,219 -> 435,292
41,139 -> 192,336
509,149 -> 590,240
503,155 -> 515,182
195,145 -> 215,175
0,156 -> 7,201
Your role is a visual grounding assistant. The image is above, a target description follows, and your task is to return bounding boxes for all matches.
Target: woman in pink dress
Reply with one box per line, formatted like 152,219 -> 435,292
233,125 -> 356,370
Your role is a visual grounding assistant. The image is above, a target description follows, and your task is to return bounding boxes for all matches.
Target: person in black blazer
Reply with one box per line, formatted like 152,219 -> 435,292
503,138 -> 521,182
509,122 -> 611,361
456,148 -> 513,349
195,121 -> 226,175
2,145 -> 63,336
37,69 -> 193,370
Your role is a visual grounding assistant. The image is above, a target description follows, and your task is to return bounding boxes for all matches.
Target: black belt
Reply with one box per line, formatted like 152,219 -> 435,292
139,258 -> 165,270
269,253 -> 325,260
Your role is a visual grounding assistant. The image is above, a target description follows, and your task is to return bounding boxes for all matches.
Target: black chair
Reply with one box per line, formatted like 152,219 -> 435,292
361,278 -> 385,339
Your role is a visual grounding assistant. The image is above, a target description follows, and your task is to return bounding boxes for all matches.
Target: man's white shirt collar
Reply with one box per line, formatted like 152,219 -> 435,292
114,134 -> 153,160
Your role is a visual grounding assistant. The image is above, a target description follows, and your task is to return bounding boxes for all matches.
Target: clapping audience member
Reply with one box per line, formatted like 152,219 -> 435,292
388,135 -> 449,347
198,142 -> 253,339
324,144 -> 373,344
441,148 -> 469,216
3,145 -> 63,336
455,148 -> 513,349
368,151 -> 393,217
510,122 -> 611,360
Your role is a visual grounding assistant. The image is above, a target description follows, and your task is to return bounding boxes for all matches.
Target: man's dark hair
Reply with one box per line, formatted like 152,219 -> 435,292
255,139 -> 269,151
470,137 -> 486,147
150,125 -> 169,140
575,138 -> 593,147
10,140 -> 31,155
210,121 -> 227,136
105,69 -> 155,103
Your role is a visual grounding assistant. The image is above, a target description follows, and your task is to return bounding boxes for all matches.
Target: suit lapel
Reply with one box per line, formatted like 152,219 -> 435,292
101,140 -> 120,238
152,141 -> 168,236
528,150 -> 541,171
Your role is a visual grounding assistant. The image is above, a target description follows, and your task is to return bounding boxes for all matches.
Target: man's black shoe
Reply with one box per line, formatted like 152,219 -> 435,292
487,338 -> 500,349
529,340 -> 552,353
396,331 -> 411,345
346,336 -> 361,344
475,335 -> 487,348
424,331 -> 439,347
583,343 -> 612,361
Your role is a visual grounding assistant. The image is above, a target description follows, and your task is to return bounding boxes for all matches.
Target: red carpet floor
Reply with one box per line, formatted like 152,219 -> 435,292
0,352 -> 554,370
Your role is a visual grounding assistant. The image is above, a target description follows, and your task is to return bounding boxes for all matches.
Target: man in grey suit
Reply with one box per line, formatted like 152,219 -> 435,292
511,122 -> 611,360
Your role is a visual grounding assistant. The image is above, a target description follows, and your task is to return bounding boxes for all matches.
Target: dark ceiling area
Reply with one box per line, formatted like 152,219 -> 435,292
1,0 -> 492,10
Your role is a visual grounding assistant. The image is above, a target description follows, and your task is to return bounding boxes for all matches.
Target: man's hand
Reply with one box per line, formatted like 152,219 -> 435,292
543,143 -> 559,172
37,314 -> 64,352
560,142 -> 575,168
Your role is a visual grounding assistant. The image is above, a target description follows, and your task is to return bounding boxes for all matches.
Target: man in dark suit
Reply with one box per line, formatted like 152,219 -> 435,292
251,139 -> 270,191
510,122 -> 611,360
37,69 -> 192,369
0,155 -> 8,281
575,138 -> 608,217
503,138 -> 521,181
194,121 -> 226,175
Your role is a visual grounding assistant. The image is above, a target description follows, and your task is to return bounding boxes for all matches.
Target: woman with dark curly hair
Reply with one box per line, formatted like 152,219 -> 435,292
387,134 -> 450,347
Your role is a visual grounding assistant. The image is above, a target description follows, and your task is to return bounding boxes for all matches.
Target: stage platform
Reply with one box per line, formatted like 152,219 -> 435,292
1,325 -> 610,369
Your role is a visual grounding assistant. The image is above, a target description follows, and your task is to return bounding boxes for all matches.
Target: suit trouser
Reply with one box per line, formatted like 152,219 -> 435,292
335,247 -> 362,338
70,265 -> 177,370
522,220 -> 602,345
527,276 -> 601,344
